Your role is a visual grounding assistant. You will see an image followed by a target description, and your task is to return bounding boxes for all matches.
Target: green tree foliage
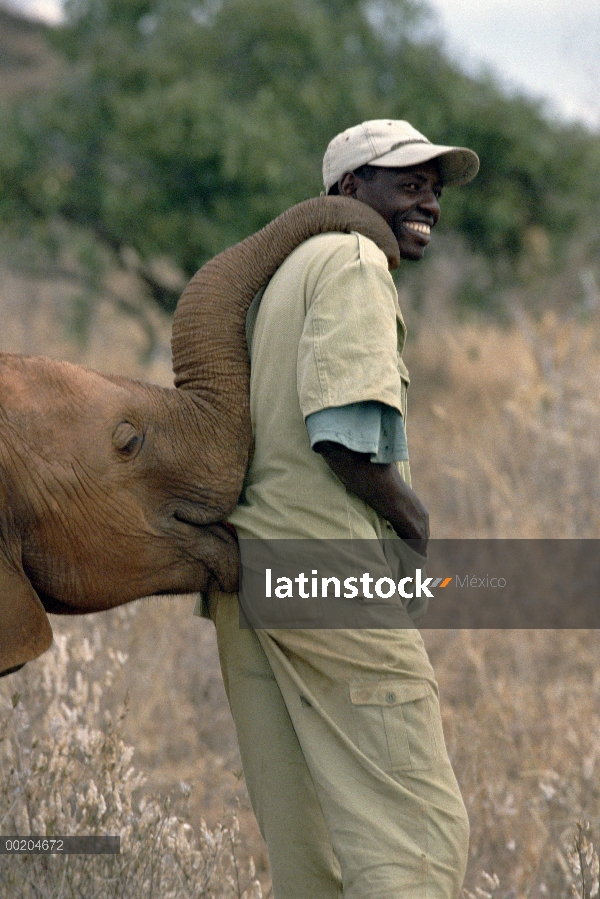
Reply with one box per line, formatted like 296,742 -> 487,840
0,0 -> 599,310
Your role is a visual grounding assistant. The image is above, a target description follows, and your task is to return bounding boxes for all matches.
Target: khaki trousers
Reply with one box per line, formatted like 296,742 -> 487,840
210,591 -> 469,899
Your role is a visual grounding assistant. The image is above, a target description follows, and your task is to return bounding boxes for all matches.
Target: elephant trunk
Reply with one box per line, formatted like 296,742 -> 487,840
171,196 -> 398,516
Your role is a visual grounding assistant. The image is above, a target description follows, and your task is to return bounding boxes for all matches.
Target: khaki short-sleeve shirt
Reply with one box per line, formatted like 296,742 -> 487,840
228,230 -> 411,540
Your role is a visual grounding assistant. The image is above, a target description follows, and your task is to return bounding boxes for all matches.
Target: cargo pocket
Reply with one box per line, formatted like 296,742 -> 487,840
350,680 -> 437,772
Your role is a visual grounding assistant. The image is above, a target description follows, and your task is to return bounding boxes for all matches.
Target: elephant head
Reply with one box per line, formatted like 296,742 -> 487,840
0,197 -> 398,676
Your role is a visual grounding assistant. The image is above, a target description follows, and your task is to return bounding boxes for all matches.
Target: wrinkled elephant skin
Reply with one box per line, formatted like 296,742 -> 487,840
0,197 -> 398,676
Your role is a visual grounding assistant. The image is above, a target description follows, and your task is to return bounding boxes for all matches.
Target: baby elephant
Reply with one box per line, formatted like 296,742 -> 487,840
0,197 -> 399,676
0,353 -> 242,676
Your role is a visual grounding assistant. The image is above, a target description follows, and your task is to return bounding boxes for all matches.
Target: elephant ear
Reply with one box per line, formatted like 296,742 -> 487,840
0,558 -> 53,676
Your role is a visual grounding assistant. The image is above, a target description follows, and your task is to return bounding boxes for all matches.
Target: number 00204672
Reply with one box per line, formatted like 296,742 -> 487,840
2,838 -> 64,852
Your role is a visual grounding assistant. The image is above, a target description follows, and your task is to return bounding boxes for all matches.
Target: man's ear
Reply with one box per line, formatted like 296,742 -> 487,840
0,559 -> 53,676
339,171 -> 360,197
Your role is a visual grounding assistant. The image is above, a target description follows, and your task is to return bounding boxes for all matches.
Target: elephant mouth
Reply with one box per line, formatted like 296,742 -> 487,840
172,505 -> 236,537
203,520 -> 238,545
212,520 -> 238,540
171,510 -> 238,556
173,517 -> 239,593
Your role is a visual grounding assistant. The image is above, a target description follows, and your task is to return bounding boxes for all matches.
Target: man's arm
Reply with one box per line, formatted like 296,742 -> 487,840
313,440 -> 429,555
314,440 -> 429,555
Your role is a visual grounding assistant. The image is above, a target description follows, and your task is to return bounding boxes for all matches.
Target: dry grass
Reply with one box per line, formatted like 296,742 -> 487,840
0,261 -> 175,384
406,308 -> 600,539
2,252 -> 600,897
0,617 -> 262,898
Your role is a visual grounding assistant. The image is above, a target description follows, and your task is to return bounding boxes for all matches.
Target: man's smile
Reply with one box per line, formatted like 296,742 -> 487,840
404,221 -> 431,236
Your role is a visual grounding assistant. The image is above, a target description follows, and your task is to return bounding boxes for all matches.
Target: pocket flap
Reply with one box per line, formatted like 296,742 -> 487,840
349,680 -> 429,707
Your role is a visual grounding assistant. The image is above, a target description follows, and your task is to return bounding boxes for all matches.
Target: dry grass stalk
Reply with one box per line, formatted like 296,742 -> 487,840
565,822 -> 600,899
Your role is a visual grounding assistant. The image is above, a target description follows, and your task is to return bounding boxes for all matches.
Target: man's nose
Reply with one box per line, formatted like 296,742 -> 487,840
420,190 -> 441,223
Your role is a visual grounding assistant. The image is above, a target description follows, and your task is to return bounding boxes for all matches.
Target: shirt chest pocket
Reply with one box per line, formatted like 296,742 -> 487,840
350,680 -> 437,772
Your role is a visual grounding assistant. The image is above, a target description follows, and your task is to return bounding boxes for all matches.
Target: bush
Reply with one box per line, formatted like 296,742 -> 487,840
0,626 -> 262,899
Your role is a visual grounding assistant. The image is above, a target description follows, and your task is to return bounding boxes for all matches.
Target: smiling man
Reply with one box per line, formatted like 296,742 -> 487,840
310,121 -> 478,556
207,120 -> 479,899
336,161 -> 441,259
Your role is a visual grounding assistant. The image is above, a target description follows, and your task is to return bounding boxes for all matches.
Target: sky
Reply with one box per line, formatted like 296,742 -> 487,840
6,0 -> 600,131
425,0 -> 600,130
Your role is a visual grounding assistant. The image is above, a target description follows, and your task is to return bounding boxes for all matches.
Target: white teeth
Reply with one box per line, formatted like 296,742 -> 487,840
405,222 -> 431,235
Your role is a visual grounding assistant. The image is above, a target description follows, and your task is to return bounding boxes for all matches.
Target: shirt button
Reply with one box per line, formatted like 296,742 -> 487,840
385,691 -> 396,704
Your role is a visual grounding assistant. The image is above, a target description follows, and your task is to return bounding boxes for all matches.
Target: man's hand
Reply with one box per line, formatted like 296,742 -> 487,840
314,441 -> 429,555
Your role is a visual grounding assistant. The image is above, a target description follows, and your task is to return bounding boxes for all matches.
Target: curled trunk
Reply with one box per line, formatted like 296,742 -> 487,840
171,196 -> 398,514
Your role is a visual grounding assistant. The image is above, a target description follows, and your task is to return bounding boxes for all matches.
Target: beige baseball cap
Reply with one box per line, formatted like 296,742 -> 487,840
323,119 -> 480,192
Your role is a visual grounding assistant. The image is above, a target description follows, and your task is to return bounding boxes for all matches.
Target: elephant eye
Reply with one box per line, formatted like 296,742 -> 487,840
112,421 -> 144,458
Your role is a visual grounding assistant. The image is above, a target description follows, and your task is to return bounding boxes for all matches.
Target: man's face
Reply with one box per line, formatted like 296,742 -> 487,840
340,162 -> 443,261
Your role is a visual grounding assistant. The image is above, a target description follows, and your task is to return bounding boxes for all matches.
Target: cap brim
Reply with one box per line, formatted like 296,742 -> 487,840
372,143 -> 480,186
